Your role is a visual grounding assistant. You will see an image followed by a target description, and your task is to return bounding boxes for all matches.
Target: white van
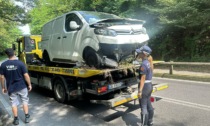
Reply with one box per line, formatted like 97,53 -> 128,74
41,11 -> 149,68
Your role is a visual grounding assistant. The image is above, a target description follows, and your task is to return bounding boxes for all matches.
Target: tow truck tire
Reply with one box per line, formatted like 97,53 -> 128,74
53,79 -> 67,103
84,48 -> 101,68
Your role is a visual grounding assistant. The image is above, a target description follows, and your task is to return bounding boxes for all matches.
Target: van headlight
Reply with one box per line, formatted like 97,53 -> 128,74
94,28 -> 117,37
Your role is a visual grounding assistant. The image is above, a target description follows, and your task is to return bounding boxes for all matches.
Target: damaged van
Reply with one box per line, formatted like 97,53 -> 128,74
41,11 -> 149,68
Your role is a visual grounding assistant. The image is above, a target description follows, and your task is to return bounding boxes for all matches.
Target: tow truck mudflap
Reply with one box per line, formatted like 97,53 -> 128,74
90,83 -> 168,108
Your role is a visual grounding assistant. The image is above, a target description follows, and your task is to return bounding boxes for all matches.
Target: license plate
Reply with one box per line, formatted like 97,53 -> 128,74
108,82 -> 123,90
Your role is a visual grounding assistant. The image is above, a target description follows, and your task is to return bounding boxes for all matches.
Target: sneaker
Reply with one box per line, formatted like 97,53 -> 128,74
13,117 -> 19,125
148,121 -> 153,126
25,114 -> 30,123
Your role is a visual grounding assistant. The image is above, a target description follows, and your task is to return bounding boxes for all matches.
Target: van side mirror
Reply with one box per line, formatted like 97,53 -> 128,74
70,21 -> 80,30
12,44 -> 16,51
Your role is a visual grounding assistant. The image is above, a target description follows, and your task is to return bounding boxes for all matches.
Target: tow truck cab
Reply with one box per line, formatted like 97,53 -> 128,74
16,35 -> 42,64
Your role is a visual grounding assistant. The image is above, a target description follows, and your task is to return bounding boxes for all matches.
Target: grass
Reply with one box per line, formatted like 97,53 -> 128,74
155,64 -> 210,73
154,73 -> 210,82
0,55 -> 7,61
154,63 -> 210,82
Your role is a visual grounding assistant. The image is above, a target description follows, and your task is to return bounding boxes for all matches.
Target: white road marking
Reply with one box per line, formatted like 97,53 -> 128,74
154,95 -> 210,111
153,77 -> 210,85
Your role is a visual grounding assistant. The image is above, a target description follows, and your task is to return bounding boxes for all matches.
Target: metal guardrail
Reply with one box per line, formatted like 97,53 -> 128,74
155,61 -> 210,75
157,61 -> 210,66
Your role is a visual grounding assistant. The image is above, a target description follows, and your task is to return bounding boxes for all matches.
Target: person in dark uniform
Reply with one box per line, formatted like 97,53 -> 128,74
0,48 -> 32,125
136,45 -> 154,126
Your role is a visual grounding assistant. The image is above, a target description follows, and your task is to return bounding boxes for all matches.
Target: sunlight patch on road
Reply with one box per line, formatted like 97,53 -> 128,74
52,108 -> 68,116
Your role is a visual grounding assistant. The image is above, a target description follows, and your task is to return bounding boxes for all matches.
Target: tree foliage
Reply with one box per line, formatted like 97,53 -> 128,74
27,0 -> 210,61
29,0 -> 126,34
145,0 -> 210,61
0,0 -> 24,54
0,0 -> 29,24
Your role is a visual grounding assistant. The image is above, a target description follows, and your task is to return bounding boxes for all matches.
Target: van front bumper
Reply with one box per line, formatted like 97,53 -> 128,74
98,42 -> 147,62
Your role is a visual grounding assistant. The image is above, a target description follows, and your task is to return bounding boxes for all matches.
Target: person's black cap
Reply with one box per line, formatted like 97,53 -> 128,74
5,48 -> 15,57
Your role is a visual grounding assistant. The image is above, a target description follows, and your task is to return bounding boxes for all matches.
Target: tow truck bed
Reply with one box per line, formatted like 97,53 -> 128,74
27,64 -> 137,78
27,64 -> 168,106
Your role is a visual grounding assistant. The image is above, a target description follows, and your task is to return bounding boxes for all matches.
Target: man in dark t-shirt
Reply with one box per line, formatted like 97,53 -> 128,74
0,48 -> 32,125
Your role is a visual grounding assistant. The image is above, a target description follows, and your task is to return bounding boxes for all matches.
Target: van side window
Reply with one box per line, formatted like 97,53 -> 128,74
65,13 -> 82,32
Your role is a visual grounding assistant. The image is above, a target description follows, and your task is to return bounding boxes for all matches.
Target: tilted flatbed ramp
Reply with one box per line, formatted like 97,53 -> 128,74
90,83 -> 168,108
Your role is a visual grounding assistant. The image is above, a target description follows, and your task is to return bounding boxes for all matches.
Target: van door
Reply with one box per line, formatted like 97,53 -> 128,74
62,13 -> 83,62
51,17 -> 64,60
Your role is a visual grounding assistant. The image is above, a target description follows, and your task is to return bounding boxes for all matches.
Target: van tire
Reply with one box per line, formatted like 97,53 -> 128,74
84,49 -> 101,68
53,79 -> 67,103
43,51 -> 51,66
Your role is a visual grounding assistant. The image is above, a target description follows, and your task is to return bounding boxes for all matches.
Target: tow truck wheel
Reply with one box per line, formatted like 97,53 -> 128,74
84,49 -> 101,68
53,79 -> 67,103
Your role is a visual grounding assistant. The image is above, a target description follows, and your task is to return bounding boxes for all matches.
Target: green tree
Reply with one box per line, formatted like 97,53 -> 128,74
0,0 -> 29,23
29,0 -> 85,34
29,0 -> 128,34
28,0 -> 210,61
0,20 -> 21,54
141,0 -> 210,61
0,0 -> 24,54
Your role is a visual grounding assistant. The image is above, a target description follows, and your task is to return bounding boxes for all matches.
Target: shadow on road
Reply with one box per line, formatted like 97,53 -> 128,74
32,86 -> 54,98
122,113 -> 141,126
32,86 -> 140,123
68,100 -> 140,123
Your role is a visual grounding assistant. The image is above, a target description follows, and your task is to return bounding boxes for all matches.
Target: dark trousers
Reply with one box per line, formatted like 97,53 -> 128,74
139,82 -> 154,125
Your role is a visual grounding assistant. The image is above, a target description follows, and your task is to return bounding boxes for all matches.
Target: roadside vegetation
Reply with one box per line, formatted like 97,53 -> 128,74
0,0 -> 210,62
155,64 -> 210,73
154,63 -> 210,82
154,73 -> 210,82
0,55 -> 6,61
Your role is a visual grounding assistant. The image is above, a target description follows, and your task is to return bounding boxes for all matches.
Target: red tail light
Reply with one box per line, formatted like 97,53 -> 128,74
98,86 -> 107,93
150,96 -> 156,102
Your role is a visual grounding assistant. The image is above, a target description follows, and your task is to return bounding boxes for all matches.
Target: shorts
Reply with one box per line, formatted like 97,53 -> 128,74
9,88 -> 29,107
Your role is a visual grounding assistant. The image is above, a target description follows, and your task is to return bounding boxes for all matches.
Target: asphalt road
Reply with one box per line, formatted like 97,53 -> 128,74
1,77 -> 210,126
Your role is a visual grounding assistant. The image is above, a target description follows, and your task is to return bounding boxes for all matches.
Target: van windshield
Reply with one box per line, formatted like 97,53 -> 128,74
78,11 -> 120,24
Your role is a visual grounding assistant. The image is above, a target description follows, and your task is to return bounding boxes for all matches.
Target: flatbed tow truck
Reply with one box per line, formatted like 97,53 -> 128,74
14,35 -> 168,108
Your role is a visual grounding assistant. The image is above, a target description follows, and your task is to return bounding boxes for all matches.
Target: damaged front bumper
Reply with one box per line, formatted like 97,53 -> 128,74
97,42 -> 147,67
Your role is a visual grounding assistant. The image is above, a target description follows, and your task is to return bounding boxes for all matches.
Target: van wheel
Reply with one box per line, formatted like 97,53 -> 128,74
53,79 -> 67,103
84,49 -> 101,68
43,51 -> 51,66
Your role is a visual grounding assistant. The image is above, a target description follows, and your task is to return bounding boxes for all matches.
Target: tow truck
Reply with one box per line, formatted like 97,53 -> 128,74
14,35 -> 168,108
